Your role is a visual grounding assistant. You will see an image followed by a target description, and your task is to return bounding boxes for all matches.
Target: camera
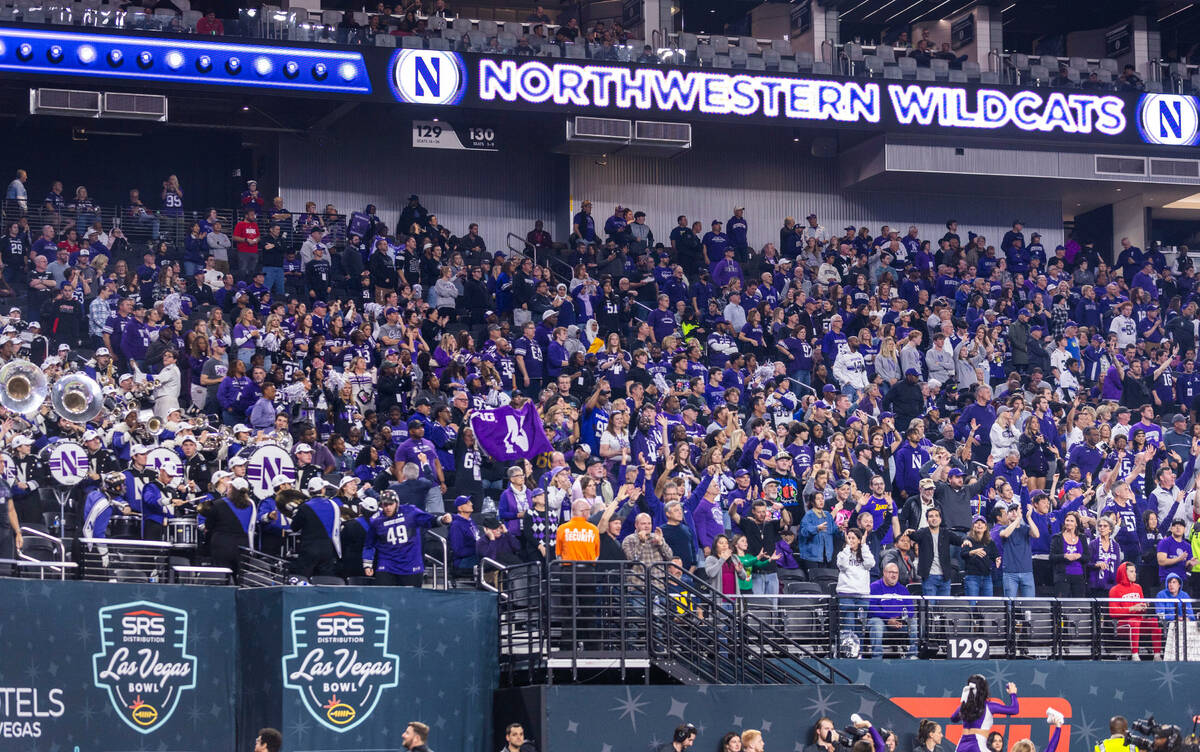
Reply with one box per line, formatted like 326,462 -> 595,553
1127,717 -> 1182,752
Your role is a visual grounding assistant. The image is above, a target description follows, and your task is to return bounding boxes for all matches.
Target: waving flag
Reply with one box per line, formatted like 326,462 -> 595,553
470,402 -> 554,460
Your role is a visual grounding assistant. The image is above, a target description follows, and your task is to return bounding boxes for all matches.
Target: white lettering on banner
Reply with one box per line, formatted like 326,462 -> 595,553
476,58 -> 1133,138
286,648 -> 397,690
96,647 -> 194,688
478,59 -> 880,123
0,687 -> 66,720
888,85 -> 1126,134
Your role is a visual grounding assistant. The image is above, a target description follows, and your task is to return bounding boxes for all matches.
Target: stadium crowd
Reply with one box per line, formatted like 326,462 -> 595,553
2,167 -> 1200,658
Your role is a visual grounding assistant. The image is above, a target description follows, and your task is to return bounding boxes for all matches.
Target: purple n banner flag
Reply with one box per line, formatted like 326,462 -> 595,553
469,402 -> 554,461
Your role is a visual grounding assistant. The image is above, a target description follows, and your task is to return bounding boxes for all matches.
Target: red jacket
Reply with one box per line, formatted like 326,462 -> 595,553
1108,564 -> 1145,618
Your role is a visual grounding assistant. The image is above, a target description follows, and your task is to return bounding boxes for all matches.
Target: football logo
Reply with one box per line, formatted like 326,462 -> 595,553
92,601 -> 197,734
282,602 -> 399,733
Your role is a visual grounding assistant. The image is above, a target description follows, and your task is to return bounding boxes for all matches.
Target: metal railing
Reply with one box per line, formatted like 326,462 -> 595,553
0,558 -> 79,579
76,537 -> 173,581
740,592 -> 1200,661
479,558 -> 546,686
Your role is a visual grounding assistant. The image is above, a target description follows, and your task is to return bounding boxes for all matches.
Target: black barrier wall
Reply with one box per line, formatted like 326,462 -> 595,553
0,579 -> 498,752
237,586 -> 499,752
0,579 -> 239,752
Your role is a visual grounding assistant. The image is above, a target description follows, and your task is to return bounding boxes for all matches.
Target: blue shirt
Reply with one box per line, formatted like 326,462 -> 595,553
867,579 -> 914,620
1001,522 -> 1033,573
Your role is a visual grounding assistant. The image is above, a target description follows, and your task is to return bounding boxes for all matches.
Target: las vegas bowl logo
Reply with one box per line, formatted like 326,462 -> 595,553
92,601 -> 197,734
390,49 -> 466,105
282,602 -> 399,733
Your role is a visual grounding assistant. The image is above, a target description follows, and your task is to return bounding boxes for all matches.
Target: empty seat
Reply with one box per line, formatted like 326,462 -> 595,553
714,54 -> 731,68
1145,80 -> 1164,92
679,32 -> 698,50
401,34 -> 423,48
374,33 -> 396,47
467,29 -> 486,49
781,58 -> 799,73
479,19 -> 497,36
427,14 -> 446,30
540,45 -> 560,57
811,60 -> 831,74
962,60 -> 980,78
916,67 -> 936,81
563,42 -> 585,59
182,9 -> 200,27
931,58 -> 949,79
883,65 -> 902,79
746,56 -> 765,70
1010,52 -> 1029,70
864,54 -> 884,76
980,71 -> 1000,84
1029,64 -> 1049,84
1064,67 -> 1082,85
1039,54 -> 1058,69
1192,73 -> 1200,92
428,36 -> 450,50
710,34 -> 728,50
497,31 -> 516,51
729,47 -> 748,68
898,56 -> 917,76
697,43 -> 715,64
1069,56 -> 1088,71
876,44 -> 895,64
763,48 -> 781,70
786,581 -> 824,595
949,69 -> 968,82
1099,57 -> 1119,73
796,50 -> 814,69
739,35 -> 759,52
451,16 -> 471,33
772,39 -> 791,54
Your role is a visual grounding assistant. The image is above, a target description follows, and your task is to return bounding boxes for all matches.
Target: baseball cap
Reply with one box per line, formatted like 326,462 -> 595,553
233,424 -> 250,434
947,468 -> 965,477
733,469 -> 749,478
82,429 -> 102,442
542,310 -> 557,321
94,347 -> 110,357
880,411 -> 894,420
407,419 -> 424,430
231,477 -> 250,491
822,384 -> 837,393
307,477 -> 333,493
454,495 -> 473,508
1062,480 -> 1082,494
919,478 -> 936,489
905,368 -> 920,377
338,475 -> 360,489
272,475 -> 293,490
229,456 -> 248,467
1173,414 -> 1187,424
294,443 -> 314,453
814,400 -> 829,409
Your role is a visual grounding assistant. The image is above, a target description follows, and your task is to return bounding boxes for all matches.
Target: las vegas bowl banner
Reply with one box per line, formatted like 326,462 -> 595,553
469,402 -> 554,461
281,601 -> 400,733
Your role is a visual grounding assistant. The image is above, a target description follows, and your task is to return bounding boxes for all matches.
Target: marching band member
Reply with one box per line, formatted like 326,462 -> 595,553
81,428 -> 119,493
228,454 -> 249,482
81,472 -> 131,547
339,487 -> 375,578
257,475 -> 295,557
85,347 -> 117,390
8,435 -> 42,524
177,435 -> 209,494
289,477 -> 342,577
129,459 -> 185,541
152,350 -> 181,419
293,442 -> 322,491
204,476 -> 257,573
228,423 -> 251,459
110,407 -> 140,464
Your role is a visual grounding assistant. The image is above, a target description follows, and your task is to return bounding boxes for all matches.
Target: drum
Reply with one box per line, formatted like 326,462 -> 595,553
146,447 -> 184,479
108,513 -> 142,540
167,517 -> 198,548
241,444 -> 296,499
45,440 -> 89,486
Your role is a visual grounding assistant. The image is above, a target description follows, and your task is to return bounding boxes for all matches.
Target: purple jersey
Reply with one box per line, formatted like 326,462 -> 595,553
361,504 -> 440,574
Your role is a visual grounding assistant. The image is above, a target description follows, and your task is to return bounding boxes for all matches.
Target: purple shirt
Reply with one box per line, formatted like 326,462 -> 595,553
1158,536 -> 1191,581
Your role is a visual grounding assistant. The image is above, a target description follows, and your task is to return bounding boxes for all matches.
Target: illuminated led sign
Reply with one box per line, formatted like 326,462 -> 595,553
476,58 -> 1133,137
0,27 -> 370,95
1138,93 -> 1200,146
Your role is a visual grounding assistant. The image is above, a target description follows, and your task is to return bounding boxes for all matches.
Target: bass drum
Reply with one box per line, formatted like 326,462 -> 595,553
108,513 -> 142,540
146,447 -> 184,480
42,440 -> 89,486
239,444 -> 296,499
167,517 -> 198,548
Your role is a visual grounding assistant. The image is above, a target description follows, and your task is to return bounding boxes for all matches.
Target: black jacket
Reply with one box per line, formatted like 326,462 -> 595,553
1049,533 -> 1091,582
880,379 -> 924,427
909,525 -> 963,579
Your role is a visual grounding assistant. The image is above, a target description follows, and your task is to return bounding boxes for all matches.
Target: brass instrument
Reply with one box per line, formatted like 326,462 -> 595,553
50,372 -> 105,424
0,359 -> 48,416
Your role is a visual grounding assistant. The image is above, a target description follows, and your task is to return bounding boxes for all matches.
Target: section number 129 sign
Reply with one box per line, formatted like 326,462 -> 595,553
413,120 -> 498,151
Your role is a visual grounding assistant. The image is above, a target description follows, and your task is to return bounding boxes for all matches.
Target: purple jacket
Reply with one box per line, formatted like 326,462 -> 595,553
499,485 -> 534,536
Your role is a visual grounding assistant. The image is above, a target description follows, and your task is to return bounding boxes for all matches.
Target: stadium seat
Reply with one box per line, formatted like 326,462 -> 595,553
876,44 -> 895,64
497,32 -> 516,52
479,19 -> 497,36
564,42 -> 585,59
771,39 -> 791,54
428,14 -> 446,30
843,42 -> 864,75
1064,67 -> 1082,86
864,54 -> 883,76
429,36 -> 450,50
451,16 -> 471,34
729,47 -> 748,68
1040,54 -> 1059,69
1145,80 -> 1164,92
375,34 -> 396,47
949,69 -> 968,82
714,54 -> 731,69
739,36 -> 758,53
746,57 -> 765,70
696,43 -> 714,65
811,60 -> 831,74
1069,56 -> 1088,71
401,35 -> 423,48
931,58 -> 949,79
1009,52 -> 1029,84
980,71 -> 1000,84
182,9 -> 200,28
1192,73 -> 1200,93
679,32 -> 698,52
796,50 -> 814,70
781,58 -> 800,73
785,581 -> 823,595
1099,57 -> 1119,73
883,65 -> 902,79
916,68 -> 935,81
763,49 -> 781,70
1029,64 -> 1049,85
20,534 -> 58,562
346,576 -> 375,586
898,56 -> 917,77
710,34 -> 728,51
962,60 -> 981,79
467,29 -> 486,50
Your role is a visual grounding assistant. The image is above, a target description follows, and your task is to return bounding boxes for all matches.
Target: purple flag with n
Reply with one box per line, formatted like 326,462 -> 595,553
469,402 -> 554,461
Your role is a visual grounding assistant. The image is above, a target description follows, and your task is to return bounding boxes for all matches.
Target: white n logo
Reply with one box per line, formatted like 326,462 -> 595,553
391,50 -> 464,106
414,55 -> 440,98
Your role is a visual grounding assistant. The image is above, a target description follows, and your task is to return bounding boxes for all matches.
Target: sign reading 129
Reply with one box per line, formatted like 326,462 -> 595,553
390,49 -> 466,105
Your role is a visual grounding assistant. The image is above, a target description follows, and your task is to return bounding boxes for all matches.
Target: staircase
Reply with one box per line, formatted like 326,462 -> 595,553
486,559 -> 849,687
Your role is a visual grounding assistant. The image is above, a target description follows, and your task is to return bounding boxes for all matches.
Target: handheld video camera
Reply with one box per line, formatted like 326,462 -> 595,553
1127,717 -> 1182,752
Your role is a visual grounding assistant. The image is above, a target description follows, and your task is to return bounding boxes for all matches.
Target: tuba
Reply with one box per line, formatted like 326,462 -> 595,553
0,359 -> 48,417
51,372 -> 105,424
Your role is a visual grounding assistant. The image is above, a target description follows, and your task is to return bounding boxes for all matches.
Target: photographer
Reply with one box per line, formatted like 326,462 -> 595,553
657,724 -> 696,752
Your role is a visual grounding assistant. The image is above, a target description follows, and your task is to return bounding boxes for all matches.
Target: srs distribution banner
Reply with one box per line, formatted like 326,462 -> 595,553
0,578 -> 237,752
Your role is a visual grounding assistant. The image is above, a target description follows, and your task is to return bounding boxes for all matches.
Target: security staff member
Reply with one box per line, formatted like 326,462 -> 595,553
1094,717 -> 1132,752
